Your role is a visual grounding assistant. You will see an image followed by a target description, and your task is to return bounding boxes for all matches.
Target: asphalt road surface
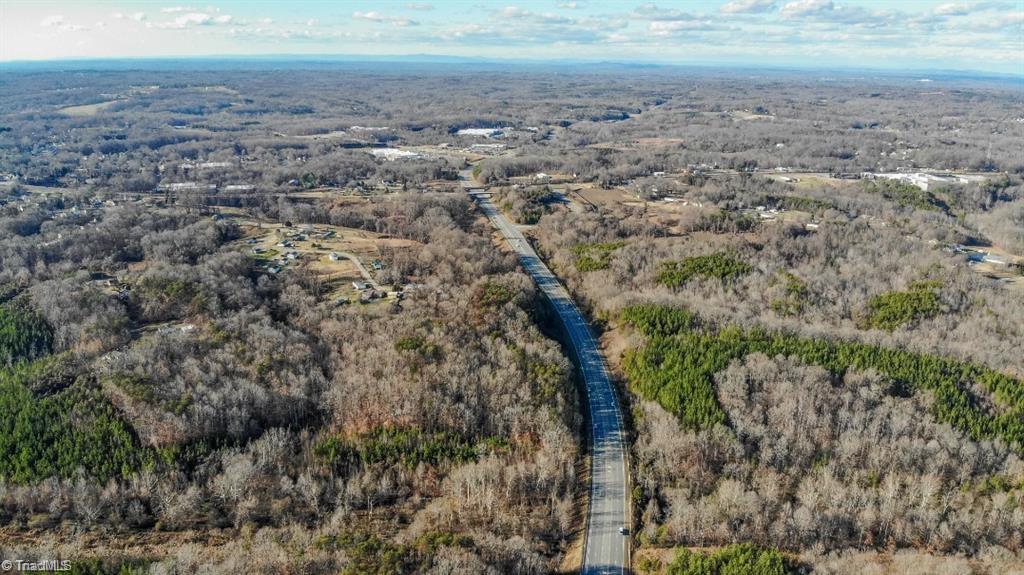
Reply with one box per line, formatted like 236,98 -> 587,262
462,172 -> 629,574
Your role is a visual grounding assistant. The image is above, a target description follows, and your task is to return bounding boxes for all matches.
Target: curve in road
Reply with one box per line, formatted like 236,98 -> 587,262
461,173 -> 629,574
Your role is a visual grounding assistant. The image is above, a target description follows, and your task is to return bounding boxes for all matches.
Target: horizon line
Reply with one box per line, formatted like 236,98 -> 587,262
1,53 -> 1021,81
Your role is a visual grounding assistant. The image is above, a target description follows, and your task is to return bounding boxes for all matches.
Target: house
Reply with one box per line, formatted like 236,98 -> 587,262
329,252 -> 341,261
158,182 -> 216,192
352,281 -> 369,291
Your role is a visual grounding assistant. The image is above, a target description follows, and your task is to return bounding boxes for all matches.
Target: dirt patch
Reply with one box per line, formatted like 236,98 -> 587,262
571,186 -> 635,209
59,100 -> 123,116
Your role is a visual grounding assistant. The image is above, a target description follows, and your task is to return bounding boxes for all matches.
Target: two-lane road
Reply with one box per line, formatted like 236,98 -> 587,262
462,173 -> 629,574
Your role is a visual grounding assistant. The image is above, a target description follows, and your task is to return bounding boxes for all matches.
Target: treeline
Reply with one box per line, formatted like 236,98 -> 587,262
621,304 -> 1024,451
662,544 -> 791,575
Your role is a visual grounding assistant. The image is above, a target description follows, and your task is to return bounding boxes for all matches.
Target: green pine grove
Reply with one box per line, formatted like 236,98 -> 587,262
657,253 -> 753,288
621,305 -> 1024,452
863,281 -> 943,330
314,427 -> 498,471
570,241 -> 627,272
665,543 -> 791,575
0,298 -> 53,367
0,298 -> 153,484
0,357 -> 155,484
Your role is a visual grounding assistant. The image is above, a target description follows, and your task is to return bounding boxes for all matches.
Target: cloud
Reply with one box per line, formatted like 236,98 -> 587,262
780,0 -> 877,24
441,23 -> 490,39
227,25 -> 362,43
39,15 -> 89,32
160,6 -> 193,13
720,0 -> 777,14
780,0 -> 834,17
974,9 -> 1024,29
650,20 -> 719,35
631,3 -> 698,21
403,2 -> 434,9
497,6 -> 573,24
151,11 -> 233,29
353,11 -> 419,26
934,2 -> 973,15
437,8 -> 619,45
558,2 -> 580,8
112,12 -> 147,21
934,1 -> 1010,16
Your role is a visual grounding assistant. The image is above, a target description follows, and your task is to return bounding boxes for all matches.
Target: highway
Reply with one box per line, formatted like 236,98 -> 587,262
461,171 -> 629,574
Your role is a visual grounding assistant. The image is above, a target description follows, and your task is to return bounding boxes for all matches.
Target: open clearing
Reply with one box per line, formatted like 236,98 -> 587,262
59,100 -> 123,116
233,218 -> 419,301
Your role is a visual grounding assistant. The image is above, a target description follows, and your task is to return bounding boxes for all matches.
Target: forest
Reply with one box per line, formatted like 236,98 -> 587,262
0,64 -> 1022,573
0,186 -> 580,571
529,169 -> 1024,572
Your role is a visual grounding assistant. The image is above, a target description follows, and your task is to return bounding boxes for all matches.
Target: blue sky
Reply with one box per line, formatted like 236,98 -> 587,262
1,1 -> 1022,74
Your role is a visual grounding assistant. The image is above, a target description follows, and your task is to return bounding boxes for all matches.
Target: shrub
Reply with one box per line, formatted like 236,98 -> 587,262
657,253 -> 752,288
863,280 -> 942,330
474,280 -> 517,308
864,180 -> 948,212
667,543 -> 790,575
570,241 -> 627,272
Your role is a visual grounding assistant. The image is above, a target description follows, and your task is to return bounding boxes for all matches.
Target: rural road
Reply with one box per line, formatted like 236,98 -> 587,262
333,250 -> 381,290
461,170 -> 629,574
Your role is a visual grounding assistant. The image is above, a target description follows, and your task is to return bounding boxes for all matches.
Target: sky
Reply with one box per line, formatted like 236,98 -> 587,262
1,1 -> 1022,74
